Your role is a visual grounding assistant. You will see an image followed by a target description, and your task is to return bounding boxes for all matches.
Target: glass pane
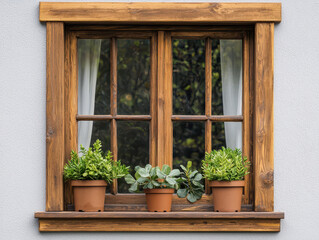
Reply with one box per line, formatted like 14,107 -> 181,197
117,121 -> 149,192
212,122 -> 242,150
212,39 -> 242,115
173,122 -> 205,170
173,39 -> 205,115
117,39 -> 150,115
78,39 -> 110,115
78,121 -> 111,154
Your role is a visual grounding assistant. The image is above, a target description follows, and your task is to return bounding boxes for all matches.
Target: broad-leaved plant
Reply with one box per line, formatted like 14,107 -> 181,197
177,161 -> 205,203
125,164 -> 181,192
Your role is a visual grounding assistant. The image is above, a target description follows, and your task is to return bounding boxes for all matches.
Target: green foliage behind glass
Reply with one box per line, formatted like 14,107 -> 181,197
177,161 -> 204,203
202,147 -> 250,181
64,139 -> 129,183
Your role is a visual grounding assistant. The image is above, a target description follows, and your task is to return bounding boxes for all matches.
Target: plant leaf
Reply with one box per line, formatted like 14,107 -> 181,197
187,193 -> 197,203
162,165 -> 171,175
124,174 -> 136,184
169,169 -> 181,177
177,188 -> 188,198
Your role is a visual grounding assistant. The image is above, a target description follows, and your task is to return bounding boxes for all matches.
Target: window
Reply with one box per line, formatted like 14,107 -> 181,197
36,2 -> 284,232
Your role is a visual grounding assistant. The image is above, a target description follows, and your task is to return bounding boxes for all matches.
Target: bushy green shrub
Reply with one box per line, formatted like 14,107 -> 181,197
177,161 -> 204,203
202,147 -> 250,181
64,139 -> 129,183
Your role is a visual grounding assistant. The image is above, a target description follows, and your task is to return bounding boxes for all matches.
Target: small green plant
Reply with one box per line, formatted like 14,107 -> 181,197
177,161 -> 205,203
202,147 -> 250,181
125,164 -> 181,192
64,139 -> 129,183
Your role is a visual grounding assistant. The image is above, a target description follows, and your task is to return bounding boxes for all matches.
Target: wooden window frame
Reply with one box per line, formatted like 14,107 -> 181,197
35,2 -> 284,232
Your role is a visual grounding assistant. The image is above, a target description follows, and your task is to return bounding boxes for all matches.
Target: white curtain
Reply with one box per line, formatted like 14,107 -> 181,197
78,39 -> 101,150
220,40 -> 242,150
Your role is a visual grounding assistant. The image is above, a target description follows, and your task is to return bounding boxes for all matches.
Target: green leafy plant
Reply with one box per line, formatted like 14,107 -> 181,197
177,161 -> 205,203
202,147 -> 250,181
125,164 -> 181,192
64,139 -> 129,183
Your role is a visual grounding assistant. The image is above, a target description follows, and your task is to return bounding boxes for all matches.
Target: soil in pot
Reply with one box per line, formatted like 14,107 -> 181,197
209,180 -> 245,212
144,188 -> 174,212
71,180 -> 107,212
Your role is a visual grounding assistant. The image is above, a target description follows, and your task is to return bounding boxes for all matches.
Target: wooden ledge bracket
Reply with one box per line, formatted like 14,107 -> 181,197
35,211 -> 284,232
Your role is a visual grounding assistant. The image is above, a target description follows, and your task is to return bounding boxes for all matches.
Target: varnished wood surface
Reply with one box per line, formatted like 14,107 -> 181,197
171,115 -> 243,121
37,218 -> 282,232
254,23 -> 274,212
63,31 -> 78,210
35,211 -> 284,219
39,2 -> 281,23
76,115 -> 151,121
46,22 -> 64,212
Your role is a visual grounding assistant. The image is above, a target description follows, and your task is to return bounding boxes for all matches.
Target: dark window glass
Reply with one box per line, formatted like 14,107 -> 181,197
117,39 -> 150,115
173,39 -> 205,115
173,122 -> 205,170
117,121 -> 149,192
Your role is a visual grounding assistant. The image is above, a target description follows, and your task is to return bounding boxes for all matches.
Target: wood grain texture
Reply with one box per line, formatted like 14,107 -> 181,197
150,33 -> 158,167
46,22 -> 64,212
39,2 -> 281,23
68,25 -> 255,32
110,37 -> 118,194
63,31 -> 78,210
171,115 -> 243,121
156,31 -> 173,167
205,38 -> 212,194
254,23 -> 274,212
35,211 -> 284,219
76,115 -> 151,121
242,33 -> 251,205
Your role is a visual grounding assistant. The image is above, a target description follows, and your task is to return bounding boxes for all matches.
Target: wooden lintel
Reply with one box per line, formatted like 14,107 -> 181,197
39,2 -> 281,23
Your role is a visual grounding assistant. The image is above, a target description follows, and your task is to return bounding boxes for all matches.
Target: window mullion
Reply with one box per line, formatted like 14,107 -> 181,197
110,37 -> 118,194
156,31 -> 172,167
205,37 -> 212,194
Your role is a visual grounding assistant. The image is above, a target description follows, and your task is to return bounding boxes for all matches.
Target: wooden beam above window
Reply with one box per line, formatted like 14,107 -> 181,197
39,2 -> 281,23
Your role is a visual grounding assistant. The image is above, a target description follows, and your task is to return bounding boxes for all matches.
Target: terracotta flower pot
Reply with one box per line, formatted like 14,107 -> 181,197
71,180 -> 107,212
144,188 -> 174,212
209,180 -> 245,212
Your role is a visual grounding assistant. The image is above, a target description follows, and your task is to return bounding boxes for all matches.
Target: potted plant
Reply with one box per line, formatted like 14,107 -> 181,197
177,161 -> 205,203
125,164 -> 181,212
202,147 -> 250,212
64,139 -> 129,212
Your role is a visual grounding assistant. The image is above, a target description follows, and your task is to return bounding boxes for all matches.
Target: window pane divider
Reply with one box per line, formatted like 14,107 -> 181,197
171,115 -> 243,122
110,37 -> 118,194
76,115 -> 152,121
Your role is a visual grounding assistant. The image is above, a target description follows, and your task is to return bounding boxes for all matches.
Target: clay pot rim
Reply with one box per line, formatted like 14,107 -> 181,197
208,180 -> 245,188
144,188 -> 175,194
71,180 -> 108,187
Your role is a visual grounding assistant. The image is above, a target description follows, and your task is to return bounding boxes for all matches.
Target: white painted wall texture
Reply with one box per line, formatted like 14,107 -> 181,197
1,0 -> 319,239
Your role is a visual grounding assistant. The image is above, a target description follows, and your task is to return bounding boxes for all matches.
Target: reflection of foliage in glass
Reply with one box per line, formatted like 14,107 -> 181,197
173,39 -> 205,115
94,40 -> 110,115
90,121 -> 111,154
117,121 -> 149,192
173,122 -> 205,170
212,122 -> 226,150
212,39 -> 223,115
117,39 -> 150,115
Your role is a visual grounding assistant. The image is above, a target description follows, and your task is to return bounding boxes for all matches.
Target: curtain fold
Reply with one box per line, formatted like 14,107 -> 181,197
77,39 -> 101,150
220,40 -> 242,150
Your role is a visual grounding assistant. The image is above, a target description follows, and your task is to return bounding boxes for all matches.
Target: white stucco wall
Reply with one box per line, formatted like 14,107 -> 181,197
1,0 -> 319,239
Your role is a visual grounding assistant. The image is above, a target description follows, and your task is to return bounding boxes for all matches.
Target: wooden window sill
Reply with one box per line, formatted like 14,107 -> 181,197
35,211 -> 284,232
